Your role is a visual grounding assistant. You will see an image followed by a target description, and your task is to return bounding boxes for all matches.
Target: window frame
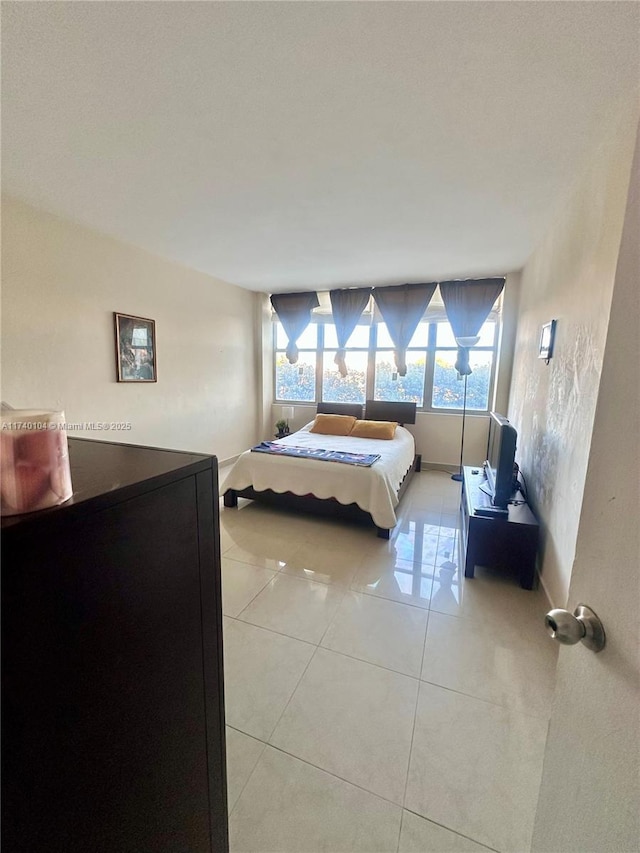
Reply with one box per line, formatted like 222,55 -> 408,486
426,321 -> 499,414
273,318 -> 500,413
320,324 -> 371,407
370,322 -> 428,408
273,324 -> 319,405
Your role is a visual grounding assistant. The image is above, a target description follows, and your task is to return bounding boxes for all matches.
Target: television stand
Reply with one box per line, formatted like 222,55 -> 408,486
460,466 -> 539,590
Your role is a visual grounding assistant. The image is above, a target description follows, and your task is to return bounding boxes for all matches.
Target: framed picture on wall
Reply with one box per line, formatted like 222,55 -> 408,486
114,313 -> 157,382
538,319 -> 557,363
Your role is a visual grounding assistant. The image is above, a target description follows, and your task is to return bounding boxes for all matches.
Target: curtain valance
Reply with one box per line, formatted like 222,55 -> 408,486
270,291 -> 320,364
329,288 -> 372,376
372,283 -> 438,376
439,278 -> 505,375
270,288 -> 502,325
270,279 -> 505,375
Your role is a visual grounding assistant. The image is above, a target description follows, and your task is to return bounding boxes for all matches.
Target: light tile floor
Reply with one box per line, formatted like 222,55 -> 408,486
219,469 -> 557,853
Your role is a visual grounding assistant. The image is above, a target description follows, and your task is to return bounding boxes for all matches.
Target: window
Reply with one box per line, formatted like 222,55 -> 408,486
274,319 -> 499,412
321,324 -> 369,405
275,324 -> 317,402
373,322 -> 429,406
431,322 -> 496,411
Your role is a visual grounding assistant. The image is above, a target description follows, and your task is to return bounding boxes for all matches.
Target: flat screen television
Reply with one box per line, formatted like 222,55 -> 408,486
484,412 -> 517,509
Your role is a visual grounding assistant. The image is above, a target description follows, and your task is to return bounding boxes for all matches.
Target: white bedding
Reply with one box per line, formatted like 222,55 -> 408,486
222,422 -> 416,529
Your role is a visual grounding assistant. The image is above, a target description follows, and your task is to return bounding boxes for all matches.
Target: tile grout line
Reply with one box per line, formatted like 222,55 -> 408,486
226,736 -> 267,820
229,658 -> 426,814
231,555 -> 361,589
266,642 -> 424,810
395,806 -> 405,853
231,571 -> 281,621
223,564 -> 282,620
315,586 -> 349,648
227,614 -> 427,682
223,614 -> 318,651
232,582 -> 347,647
229,733 -> 499,853
415,674 -> 554,722
227,722 -> 268,741
401,807 -> 500,852
346,583 -> 433,612
226,618 -> 437,807
314,636 -> 426,681
400,632 -> 424,812
261,739 -> 407,813
261,641 -> 323,745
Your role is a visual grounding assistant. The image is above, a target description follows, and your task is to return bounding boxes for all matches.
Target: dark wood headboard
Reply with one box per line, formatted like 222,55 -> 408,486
364,400 -> 417,425
316,401 -> 417,424
316,402 -> 364,419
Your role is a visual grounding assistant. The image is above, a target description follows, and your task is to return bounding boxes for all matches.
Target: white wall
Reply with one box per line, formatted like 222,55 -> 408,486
257,293 -> 275,442
508,110 -> 638,607
1,197 -> 259,462
492,270 -> 521,416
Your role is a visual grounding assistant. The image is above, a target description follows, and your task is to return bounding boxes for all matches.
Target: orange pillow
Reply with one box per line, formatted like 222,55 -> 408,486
309,414 -> 357,436
349,419 -> 398,440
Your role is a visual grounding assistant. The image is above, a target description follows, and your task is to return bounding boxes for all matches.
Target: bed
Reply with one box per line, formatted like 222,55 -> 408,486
222,400 -> 421,538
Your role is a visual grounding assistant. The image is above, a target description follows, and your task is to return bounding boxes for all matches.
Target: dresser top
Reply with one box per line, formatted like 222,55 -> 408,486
2,437 -> 216,532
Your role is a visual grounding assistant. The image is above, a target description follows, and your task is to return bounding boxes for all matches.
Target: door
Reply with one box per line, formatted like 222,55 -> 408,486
531,125 -> 639,852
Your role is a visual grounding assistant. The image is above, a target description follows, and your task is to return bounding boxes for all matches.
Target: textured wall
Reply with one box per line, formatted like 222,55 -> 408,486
532,116 -> 639,853
508,111 -> 637,606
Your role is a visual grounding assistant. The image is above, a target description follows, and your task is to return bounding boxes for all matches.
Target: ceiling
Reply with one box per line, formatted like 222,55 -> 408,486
2,2 -> 638,293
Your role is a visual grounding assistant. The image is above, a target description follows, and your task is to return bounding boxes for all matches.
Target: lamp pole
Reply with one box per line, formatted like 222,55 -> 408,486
451,373 -> 468,483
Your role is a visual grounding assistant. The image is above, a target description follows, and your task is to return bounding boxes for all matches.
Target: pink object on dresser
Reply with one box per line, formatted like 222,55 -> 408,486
0,410 -> 73,515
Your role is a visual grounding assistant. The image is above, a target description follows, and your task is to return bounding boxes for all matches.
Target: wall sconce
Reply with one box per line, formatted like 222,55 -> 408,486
539,320 -> 557,364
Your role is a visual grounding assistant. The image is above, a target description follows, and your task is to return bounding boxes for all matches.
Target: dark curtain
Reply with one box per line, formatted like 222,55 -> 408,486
373,283 -> 437,375
270,291 -> 320,363
439,278 -> 505,375
329,288 -> 372,376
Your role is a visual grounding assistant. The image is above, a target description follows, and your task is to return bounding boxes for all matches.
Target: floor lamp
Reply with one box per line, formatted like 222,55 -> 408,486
451,336 -> 478,483
451,373 -> 468,482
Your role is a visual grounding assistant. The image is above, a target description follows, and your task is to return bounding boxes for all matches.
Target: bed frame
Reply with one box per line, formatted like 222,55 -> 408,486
223,400 -> 421,538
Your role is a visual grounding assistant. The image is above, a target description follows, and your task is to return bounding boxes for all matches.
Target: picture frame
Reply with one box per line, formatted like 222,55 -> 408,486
114,313 -> 157,382
538,319 -> 557,363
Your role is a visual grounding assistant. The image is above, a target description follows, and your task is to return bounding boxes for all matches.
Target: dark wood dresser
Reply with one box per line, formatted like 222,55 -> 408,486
2,438 -> 228,852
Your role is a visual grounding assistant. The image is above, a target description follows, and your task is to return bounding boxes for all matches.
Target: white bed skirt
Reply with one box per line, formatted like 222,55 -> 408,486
222,423 -> 416,529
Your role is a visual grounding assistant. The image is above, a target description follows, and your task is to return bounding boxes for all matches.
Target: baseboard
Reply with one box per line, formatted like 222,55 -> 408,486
419,461 -> 459,474
537,571 -> 555,610
219,454 -> 240,468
